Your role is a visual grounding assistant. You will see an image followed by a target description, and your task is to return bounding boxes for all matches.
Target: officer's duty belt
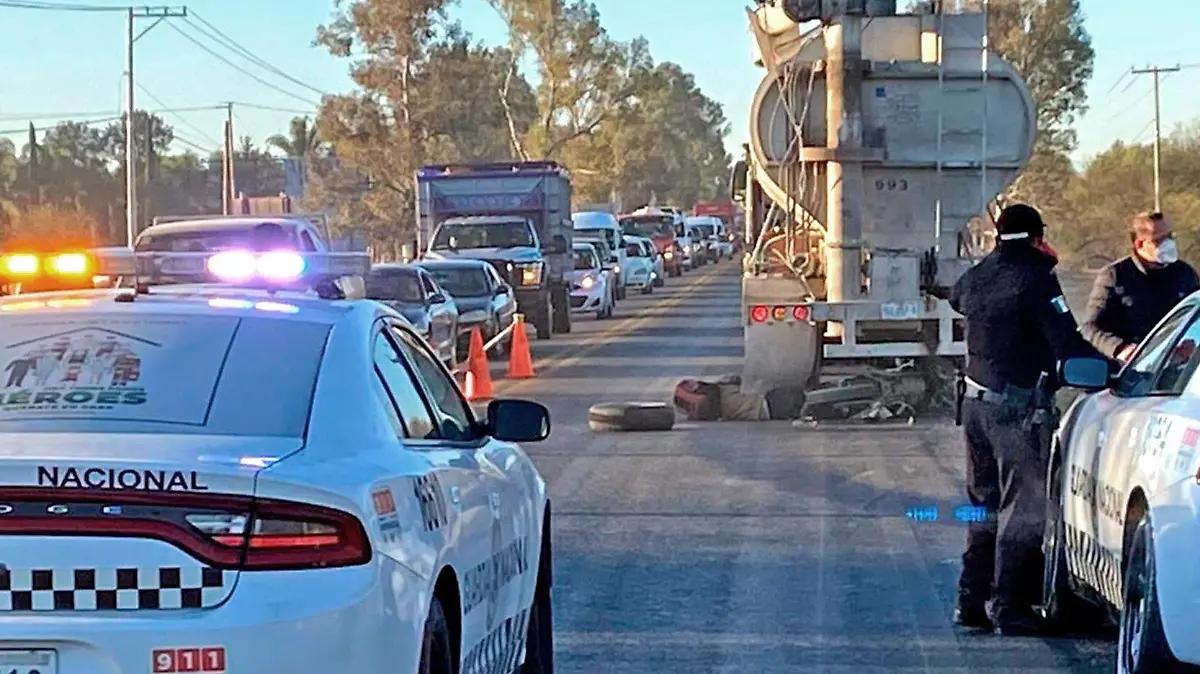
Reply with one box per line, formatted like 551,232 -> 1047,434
963,378 -> 1032,406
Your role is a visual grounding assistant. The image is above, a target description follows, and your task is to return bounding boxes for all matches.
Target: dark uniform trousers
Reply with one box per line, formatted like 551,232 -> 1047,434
958,397 -> 1049,620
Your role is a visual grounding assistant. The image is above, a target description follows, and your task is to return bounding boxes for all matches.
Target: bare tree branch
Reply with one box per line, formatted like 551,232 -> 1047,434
499,57 -> 530,161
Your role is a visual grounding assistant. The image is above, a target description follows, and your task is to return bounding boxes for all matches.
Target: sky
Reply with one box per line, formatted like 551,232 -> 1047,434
0,0 -> 1196,167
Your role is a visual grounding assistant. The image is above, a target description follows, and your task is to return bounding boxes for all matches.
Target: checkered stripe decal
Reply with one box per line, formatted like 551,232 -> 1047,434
413,474 -> 448,532
1064,523 -> 1123,608
0,566 -> 228,611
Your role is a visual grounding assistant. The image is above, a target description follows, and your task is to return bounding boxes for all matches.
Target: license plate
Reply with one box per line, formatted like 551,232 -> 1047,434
159,257 -> 205,275
880,300 -> 921,320
0,650 -> 56,674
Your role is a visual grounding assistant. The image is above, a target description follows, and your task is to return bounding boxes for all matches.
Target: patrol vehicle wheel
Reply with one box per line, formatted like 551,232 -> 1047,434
521,516 -> 554,674
419,597 -> 454,674
1041,495 -> 1106,631
1118,516 -> 1197,674
587,402 -> 675,432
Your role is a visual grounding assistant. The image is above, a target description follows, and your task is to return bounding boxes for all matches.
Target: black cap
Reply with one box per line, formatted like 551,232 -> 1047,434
995,203 -> 1045,240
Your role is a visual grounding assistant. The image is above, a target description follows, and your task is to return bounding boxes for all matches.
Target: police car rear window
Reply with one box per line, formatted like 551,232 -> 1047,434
0,313 -> 328,437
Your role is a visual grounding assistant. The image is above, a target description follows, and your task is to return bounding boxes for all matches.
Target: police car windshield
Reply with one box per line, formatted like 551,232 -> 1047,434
136,226 -> 296,252
431,221 -> 534,250
0,312 -> 328,437
425,268 -> 489,297
365,268 -> 425,303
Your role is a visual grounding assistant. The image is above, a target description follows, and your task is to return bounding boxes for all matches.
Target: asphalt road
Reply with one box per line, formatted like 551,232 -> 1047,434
489,262 -> 1116,674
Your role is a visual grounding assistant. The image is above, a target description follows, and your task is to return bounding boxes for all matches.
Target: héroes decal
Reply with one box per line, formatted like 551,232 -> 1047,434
37,466 -> 209,491
1,327 -> 154,411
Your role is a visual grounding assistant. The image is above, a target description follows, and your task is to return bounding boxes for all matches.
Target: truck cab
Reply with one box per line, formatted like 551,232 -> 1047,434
619,207 -> 682,277
423,215 -> 560,340
415,161 -> 574,341
571,211 -> 627,300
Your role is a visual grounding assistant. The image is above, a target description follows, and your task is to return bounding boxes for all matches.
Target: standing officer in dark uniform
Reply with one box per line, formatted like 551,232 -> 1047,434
1082,211 -> 1199,363
949,204 -> 1101,635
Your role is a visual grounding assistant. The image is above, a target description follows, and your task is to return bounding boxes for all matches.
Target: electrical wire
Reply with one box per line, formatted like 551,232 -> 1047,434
186,13 -> 328,97
0,0 -> 125,10
135,84 -> 223,147
165,21 -> 320,107
0,105 -> 222,121
226,101 -> 316,115
0,116 -> 122,134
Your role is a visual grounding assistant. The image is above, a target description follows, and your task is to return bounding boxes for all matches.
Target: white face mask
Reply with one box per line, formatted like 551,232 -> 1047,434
1154,238 -> 1179,265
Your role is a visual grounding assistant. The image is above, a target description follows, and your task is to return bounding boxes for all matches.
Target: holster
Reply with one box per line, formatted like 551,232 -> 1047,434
954,372 -> 966,427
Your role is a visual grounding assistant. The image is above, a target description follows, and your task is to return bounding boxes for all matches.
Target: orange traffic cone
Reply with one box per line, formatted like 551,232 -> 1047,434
507,314 -> 535,380
464,327 -> 494,400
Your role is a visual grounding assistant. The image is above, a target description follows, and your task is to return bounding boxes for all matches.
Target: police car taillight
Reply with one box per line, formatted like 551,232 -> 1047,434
0,489 -> 370,571
195,499 -> 370,570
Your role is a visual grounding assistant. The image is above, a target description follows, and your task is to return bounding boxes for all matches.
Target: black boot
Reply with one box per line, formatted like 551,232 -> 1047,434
953,603 -> 993,630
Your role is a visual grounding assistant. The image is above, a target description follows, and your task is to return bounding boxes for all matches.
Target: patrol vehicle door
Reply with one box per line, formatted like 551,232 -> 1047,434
386,322 -> 530,667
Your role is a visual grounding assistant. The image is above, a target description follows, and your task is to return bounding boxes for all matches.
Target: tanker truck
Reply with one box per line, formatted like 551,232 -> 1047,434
737,0 -> 1036,416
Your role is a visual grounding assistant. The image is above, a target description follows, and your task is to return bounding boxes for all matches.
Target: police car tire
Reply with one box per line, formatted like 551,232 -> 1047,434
521,517 -> 554,674
1117,517 -> 1195,674
1042,499 -> 1106,631
419,597 -> 454,674
587,402 -> 675,432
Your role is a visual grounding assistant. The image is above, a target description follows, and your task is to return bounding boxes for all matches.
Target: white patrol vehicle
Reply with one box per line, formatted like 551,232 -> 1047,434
0,247 -> 555,674
1046,295 -> 1200,674
136,215 -> 332,253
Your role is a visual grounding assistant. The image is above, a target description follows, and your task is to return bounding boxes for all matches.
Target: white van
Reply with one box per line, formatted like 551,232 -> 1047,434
571,211 -> 627,299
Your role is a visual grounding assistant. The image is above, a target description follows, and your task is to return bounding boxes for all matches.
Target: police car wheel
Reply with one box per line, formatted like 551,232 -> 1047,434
521,516 -> 554,674
419,596 -> 454,674
587,402 -> 675,432
1118,516 -> 1196,674
1041,497 -> 1106,631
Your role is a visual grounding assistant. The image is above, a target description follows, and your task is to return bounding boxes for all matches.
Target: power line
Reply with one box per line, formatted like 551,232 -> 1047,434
0,0 -> 125,11
136,84 -> 222,146
0,116 -> 122,134
0,105 -> 222,121
166,21 -> 319,107
186,12 -> 328,98
227,101 -> 317,115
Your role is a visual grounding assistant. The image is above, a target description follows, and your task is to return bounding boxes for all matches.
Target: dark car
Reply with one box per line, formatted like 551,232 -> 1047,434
366,263 -> 460,368
418,258 -> 518,359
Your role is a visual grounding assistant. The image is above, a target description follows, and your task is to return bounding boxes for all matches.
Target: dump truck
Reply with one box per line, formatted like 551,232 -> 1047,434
737,1 -> 1036,418
416,161 -> 574,340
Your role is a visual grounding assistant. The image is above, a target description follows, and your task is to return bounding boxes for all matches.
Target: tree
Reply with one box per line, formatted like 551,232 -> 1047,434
487,0 -> 652,159
267,116 -> 321,159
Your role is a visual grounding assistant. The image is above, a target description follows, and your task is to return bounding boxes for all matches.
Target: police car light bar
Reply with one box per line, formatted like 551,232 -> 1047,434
120,250 -> 372,285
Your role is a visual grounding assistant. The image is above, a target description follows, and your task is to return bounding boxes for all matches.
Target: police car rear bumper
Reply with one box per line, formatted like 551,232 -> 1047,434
0,557 -> 423,674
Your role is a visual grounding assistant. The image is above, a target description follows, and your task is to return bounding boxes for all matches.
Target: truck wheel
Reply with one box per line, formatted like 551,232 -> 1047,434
552,285 -> 571,334
616,285 -> 627,301
587,402 -> 675,432
535,295 -> 553,340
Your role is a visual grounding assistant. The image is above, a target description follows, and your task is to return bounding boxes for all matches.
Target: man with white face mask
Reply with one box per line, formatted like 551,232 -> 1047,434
1082,211 -> 1199,362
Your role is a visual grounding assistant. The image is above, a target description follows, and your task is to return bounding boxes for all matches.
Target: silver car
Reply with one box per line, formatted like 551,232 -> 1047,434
366,264 -> 460,368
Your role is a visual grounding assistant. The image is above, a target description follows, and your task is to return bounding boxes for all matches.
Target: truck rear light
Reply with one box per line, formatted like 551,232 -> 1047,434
751,305 -> 769,322
0,488 -> 370,572
772,306 -> 787,321
793,305 -> 809,320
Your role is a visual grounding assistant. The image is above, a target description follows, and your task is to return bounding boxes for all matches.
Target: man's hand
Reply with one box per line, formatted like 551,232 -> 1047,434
1116,343 -> 1137,363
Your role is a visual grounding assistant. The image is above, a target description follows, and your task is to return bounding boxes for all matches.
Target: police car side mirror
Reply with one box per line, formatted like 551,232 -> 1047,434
1059,357 -> 1112,392
486,399 -> 550,442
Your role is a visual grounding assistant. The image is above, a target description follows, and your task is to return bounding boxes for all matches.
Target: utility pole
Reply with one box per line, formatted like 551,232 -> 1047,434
1130,64 -> 1180,212
222,102 -> 235,214
125,5 -> 188,247
824,6 -> 866,302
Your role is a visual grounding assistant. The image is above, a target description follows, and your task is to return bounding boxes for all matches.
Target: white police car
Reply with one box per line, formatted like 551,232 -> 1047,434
0,248 -> 554,674
1045,294 -> 1200,674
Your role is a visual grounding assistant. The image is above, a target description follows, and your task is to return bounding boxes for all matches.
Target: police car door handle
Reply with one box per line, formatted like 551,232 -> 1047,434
449,485 -> 461,504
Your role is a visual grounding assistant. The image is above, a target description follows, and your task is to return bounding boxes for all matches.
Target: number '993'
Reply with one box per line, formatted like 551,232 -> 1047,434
874,179 -> 909,191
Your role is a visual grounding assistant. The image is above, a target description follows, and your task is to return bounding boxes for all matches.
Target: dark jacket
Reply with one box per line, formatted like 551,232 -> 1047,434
950,243 -> 1099,391
1081,255 -> 1200,358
